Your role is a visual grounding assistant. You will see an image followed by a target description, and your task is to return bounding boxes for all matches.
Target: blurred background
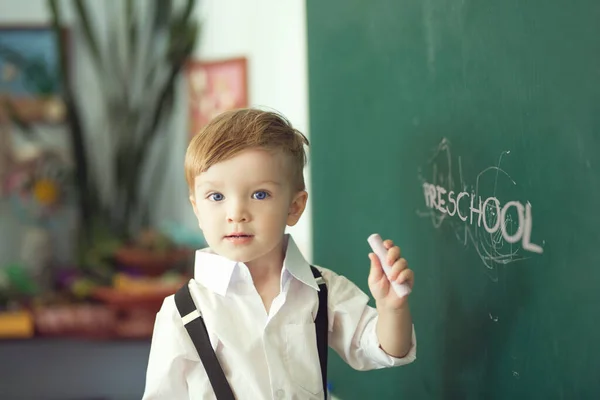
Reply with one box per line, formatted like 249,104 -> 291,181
0,0 -> 309,398
3,0 -> 600,399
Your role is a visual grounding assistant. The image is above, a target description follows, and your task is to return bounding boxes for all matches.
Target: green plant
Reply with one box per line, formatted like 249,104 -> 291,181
48,0 -> 199,245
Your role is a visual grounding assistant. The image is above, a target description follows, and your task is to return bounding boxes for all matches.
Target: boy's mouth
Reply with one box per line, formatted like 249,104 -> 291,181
224,233 -> 254,244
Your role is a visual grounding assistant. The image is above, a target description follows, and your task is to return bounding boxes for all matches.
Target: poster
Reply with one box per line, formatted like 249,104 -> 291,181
187,57 -> 248,139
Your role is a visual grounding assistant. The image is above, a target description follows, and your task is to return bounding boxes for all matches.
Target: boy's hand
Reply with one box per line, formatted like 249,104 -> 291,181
368,239 -> 414,311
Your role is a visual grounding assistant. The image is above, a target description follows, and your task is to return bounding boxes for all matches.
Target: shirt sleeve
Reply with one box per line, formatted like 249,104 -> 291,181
142,295 -> 190,400
320,267 -> 417,371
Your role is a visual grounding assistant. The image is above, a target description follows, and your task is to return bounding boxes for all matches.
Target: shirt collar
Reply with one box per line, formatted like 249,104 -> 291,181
194,249 -> 237,296
282,234 -> 320,291
193,234 -> 319,296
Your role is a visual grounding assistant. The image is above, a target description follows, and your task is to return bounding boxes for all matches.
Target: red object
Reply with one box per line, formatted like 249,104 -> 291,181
114,247 -> 192,276
91,286 -> 178,310
187,57 -> 248,139
33,305 -> 115,339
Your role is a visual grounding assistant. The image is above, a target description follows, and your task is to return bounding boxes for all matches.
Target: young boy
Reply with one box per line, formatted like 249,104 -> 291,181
142,108 -> 416,400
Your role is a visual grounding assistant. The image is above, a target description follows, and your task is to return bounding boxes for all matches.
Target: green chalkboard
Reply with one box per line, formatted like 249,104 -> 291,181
307,1 -> 600,398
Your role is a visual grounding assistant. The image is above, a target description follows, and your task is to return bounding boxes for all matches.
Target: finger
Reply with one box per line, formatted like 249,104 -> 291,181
383,239 -> 394,249
397,268 -> 414,288
388,258 -> 408,281
386,246 -> 401,266
368,253 -> 385,284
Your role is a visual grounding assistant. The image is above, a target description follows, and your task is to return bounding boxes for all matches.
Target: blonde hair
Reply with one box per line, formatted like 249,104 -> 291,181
185,108 -> 309,194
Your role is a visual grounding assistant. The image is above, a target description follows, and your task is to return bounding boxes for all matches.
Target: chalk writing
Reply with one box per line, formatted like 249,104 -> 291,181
417,138 -> 544,279
421,182 -> 543,254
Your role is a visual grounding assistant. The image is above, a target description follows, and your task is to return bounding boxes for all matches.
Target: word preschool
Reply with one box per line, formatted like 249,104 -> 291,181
422,182 -> 543,255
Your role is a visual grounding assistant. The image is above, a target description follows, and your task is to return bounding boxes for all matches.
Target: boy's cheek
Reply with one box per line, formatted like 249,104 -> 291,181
190,201 -> 206,231
195,211 -> 206,230
190,196 -> 200,217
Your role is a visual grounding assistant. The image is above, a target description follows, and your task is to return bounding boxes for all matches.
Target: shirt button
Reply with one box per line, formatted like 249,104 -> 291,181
275,389 -> 285,398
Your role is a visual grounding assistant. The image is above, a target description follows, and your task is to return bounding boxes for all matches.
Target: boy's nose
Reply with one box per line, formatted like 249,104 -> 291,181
226,201 -> 249,223
227,214 -> 248,223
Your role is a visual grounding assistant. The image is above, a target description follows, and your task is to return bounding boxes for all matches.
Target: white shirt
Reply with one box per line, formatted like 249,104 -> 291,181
142,235 -> 416,400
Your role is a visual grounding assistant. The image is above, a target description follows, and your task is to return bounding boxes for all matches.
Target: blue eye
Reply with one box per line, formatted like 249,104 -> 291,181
208,193 -> 224,201
252,191 -> 270,200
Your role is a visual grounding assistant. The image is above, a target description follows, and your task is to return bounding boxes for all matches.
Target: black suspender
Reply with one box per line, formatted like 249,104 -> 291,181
174,266 -> 329,399
174,285 -> 236,400
311,266 -> 329,397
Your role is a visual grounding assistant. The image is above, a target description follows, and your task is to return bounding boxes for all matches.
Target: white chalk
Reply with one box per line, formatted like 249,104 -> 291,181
367,233 -> 412,298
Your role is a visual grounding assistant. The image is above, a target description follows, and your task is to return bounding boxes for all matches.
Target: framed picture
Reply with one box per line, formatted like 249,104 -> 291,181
187,57 -> 248,139
0,25 -> 69,123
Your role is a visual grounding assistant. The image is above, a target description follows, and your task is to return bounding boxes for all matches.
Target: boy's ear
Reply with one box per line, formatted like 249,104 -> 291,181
189,195 -> 204,230
287,190 -> 308,227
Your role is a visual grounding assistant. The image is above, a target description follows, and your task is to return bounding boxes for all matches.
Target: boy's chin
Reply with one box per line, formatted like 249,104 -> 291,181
217,247 -> 258,263
219,245 -> 281,265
